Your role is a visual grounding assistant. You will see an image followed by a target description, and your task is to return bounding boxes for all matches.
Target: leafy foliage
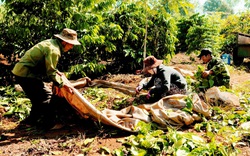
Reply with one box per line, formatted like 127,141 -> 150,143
220,12 -> 250,55
186,14 -> 224,55
101,1 -> 178,71
0,86 -> 31,120
115,122 -> 240,156
0,0 -> 249,86
83,87 -> 131,111
176,13 -> 206,52
189,65 -> 214,92
176,13 -> 224,55
203,0 -> 233,15
162,0 -> 194,16
0,0 -> 180,85
0,0 -> 77,85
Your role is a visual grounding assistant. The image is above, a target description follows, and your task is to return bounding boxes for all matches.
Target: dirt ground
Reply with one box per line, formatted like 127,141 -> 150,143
1,52 -> 250,156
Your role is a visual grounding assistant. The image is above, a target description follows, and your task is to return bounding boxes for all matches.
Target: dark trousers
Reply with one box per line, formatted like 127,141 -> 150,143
150,84 -> 187,103
15,76 -> 55,123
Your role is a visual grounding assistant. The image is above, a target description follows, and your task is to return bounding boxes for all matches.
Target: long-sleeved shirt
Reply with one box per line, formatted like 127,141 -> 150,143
207,56 -> 230,87
12,39 -> 64,86
140,64 -> 187,96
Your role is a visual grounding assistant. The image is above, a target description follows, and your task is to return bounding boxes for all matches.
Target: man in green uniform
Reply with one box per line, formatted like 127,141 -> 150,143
12,28 -> 81,128
198,48 -> 230,88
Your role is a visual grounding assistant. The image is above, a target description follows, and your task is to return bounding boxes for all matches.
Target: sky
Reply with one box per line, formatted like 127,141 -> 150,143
233,0 -> 246,13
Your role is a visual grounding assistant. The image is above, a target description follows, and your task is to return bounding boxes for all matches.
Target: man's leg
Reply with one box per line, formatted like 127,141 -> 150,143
15,76 -> 53,125
164,84 -> 187,96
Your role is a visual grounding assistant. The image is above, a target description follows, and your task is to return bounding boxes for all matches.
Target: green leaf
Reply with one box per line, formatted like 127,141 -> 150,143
130,146 -> 147,156
113,149 -> 124,156
208,79 -> 214,87
100,146 -> 110,154
84,138 -> 95,145
176,147 -> 190,156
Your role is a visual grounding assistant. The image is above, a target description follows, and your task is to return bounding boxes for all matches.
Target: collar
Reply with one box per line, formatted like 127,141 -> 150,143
55,38 -> 64,52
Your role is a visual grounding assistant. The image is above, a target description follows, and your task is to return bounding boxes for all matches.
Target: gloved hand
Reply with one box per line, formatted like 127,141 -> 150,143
146,91 -> 151,99
136,86 -> 142,94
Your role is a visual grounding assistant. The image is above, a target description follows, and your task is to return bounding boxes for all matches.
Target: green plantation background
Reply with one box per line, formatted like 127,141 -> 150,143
1,0 -> 250,86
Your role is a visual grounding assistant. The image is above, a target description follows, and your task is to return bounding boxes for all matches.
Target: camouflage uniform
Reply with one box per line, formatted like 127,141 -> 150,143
207,56 -> 230,88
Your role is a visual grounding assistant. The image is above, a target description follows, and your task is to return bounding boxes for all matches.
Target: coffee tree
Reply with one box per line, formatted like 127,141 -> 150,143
0,0 -> 182,84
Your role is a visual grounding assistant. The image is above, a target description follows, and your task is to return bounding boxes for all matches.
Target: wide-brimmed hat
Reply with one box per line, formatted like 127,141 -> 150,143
198,48 -> 212,59
54,28 -> 81,45
142,56 -> 163,73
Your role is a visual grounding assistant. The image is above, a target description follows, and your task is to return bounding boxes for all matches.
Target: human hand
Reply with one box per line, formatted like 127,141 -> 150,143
202,71 -> 210,78
135,69 -> 142,75
136,86 -> 142,94
146,91 -> 151,99
63,83 -> 74,94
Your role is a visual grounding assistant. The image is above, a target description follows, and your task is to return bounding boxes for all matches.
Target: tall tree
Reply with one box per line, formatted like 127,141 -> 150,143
0,4 -> 4,20
0,0 -> 116,84
161,0 -> 194,16
0,0 -> 181,84
244,0 -> 250,8
203,0 -> 233,16
225,0 -> 238,8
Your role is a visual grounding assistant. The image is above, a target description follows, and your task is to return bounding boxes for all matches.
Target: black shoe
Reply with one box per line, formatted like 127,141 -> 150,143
16,123 -> 33,130
35,116 -> 56,130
